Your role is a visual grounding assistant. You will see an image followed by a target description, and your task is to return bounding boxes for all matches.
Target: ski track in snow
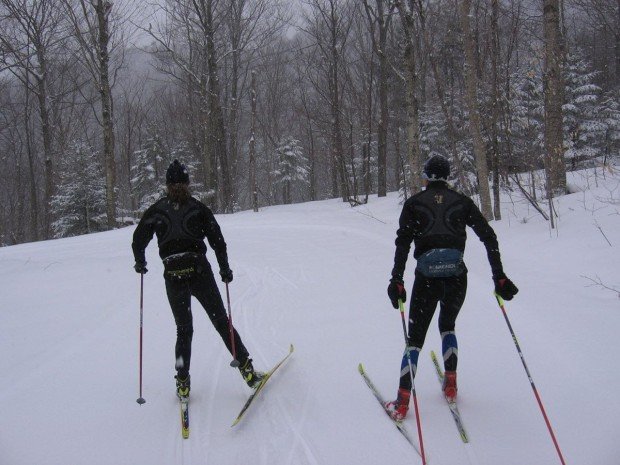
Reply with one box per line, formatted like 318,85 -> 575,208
234,249 -> 322,465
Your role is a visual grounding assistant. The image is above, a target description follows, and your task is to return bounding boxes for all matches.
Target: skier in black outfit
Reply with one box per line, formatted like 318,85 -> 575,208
132,160 -> 264,399
385,155 -> 518,420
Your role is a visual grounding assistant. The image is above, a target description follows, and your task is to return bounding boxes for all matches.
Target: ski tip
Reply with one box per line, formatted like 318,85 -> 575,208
358,363 -> 365,373
289,343 -> 295,353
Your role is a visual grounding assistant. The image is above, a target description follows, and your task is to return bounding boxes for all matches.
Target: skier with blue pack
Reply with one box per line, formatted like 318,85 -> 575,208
385,155 -> 518,420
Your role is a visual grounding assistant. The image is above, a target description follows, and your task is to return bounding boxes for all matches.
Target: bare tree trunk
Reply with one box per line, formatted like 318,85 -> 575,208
15,156 -> 24,242
363,143 -> 370,202
617,0 -> 620,83
330,74 -> 348,203
308,131 -> 317,201
349,122 -> 359,200
200,0 -> 232,212
543,0 -> 567,204
394,126 -> 407,198
490,0 -> 501,220
24,75 -> 40,241
183,76 -> 204,186
363,0 -> 392,198
32,55 -> 55,236
227,0 -> 244,209
198,75 -> 214,197
364,43 -> 374,199
396,0 -> 423,194
327,6 -> 348,202
297,74 -> 317,201
376,25 -> 388,198
249,70 -> 258,212
460,0 -> 493,219
95,0 -> 117,228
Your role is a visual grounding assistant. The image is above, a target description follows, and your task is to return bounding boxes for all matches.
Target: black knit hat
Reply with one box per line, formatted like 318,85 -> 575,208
166,159 -> 189,185
423,155 -> 450,181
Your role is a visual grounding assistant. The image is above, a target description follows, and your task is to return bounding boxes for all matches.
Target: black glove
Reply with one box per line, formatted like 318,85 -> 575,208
387,277 -> 407,309
134,261 -> 148,274
219,267 -> 233,283
494,274 -> 518,300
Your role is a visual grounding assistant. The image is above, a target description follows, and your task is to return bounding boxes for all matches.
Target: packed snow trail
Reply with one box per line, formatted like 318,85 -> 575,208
1,171 -> 620,464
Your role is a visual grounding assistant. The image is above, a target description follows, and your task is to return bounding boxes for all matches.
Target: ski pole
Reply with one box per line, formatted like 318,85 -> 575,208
494,293 -> 566,465
225,282 -> 240,367
399,299 -> 427,465
136,273 -> 146,405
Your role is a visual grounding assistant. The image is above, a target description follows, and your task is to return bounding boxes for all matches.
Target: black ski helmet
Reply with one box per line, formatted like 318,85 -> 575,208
166,159 -> 189,185
423,155 -> 450,181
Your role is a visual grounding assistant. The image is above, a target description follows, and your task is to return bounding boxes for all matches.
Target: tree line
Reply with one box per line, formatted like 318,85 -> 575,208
0,0 -> 618,244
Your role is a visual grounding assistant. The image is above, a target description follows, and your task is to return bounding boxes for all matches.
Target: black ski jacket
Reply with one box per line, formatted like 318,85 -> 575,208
132,196 -> 229,270
392,181 -> 504,279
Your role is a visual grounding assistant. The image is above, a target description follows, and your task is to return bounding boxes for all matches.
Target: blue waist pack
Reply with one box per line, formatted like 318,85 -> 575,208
415,248 -> 465,278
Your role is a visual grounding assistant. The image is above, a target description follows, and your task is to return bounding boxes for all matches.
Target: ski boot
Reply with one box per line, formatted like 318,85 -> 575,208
443,370 -> 457,402
175,373 -> 191,400
238,358 -> 265,389
385,388 -> 411,421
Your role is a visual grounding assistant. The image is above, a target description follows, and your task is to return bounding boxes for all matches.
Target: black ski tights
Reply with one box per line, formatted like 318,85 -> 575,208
399,273 -> 467,391
165,269 -> 249,377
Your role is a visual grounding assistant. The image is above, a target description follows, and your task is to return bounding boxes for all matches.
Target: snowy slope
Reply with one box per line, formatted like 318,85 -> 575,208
1,168 -> 619,465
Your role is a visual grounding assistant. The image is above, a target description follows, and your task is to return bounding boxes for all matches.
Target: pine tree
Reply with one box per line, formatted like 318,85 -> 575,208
563,50 -> 606,169
131,131 -> 166,213
172,142 -> 209,203
510,64 -> 545,172
131,134 -> 210,213
418,106 -> 475,196
274,137 -> 309,204
597,88 -> 620,164
51,141 -> 106,238
419,107 -> 449,162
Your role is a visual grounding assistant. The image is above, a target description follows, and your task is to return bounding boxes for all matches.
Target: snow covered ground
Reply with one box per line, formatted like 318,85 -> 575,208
1,167 -> 619,465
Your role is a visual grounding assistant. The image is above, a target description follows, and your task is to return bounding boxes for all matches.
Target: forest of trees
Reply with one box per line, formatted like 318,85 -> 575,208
0,0 -> 618,244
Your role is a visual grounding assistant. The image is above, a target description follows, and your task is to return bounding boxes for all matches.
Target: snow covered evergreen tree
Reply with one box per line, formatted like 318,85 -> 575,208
173,143 -> 209,203
131,136 -> 209,212
509,64 -> 545,171
131,131 -> 166,213
273,137 -> 309,204
597,89 -> 620,163
563,51 -> 606,169
51,141 -> 106,238
419,107 -> 449,162
418,106 -> 475,196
